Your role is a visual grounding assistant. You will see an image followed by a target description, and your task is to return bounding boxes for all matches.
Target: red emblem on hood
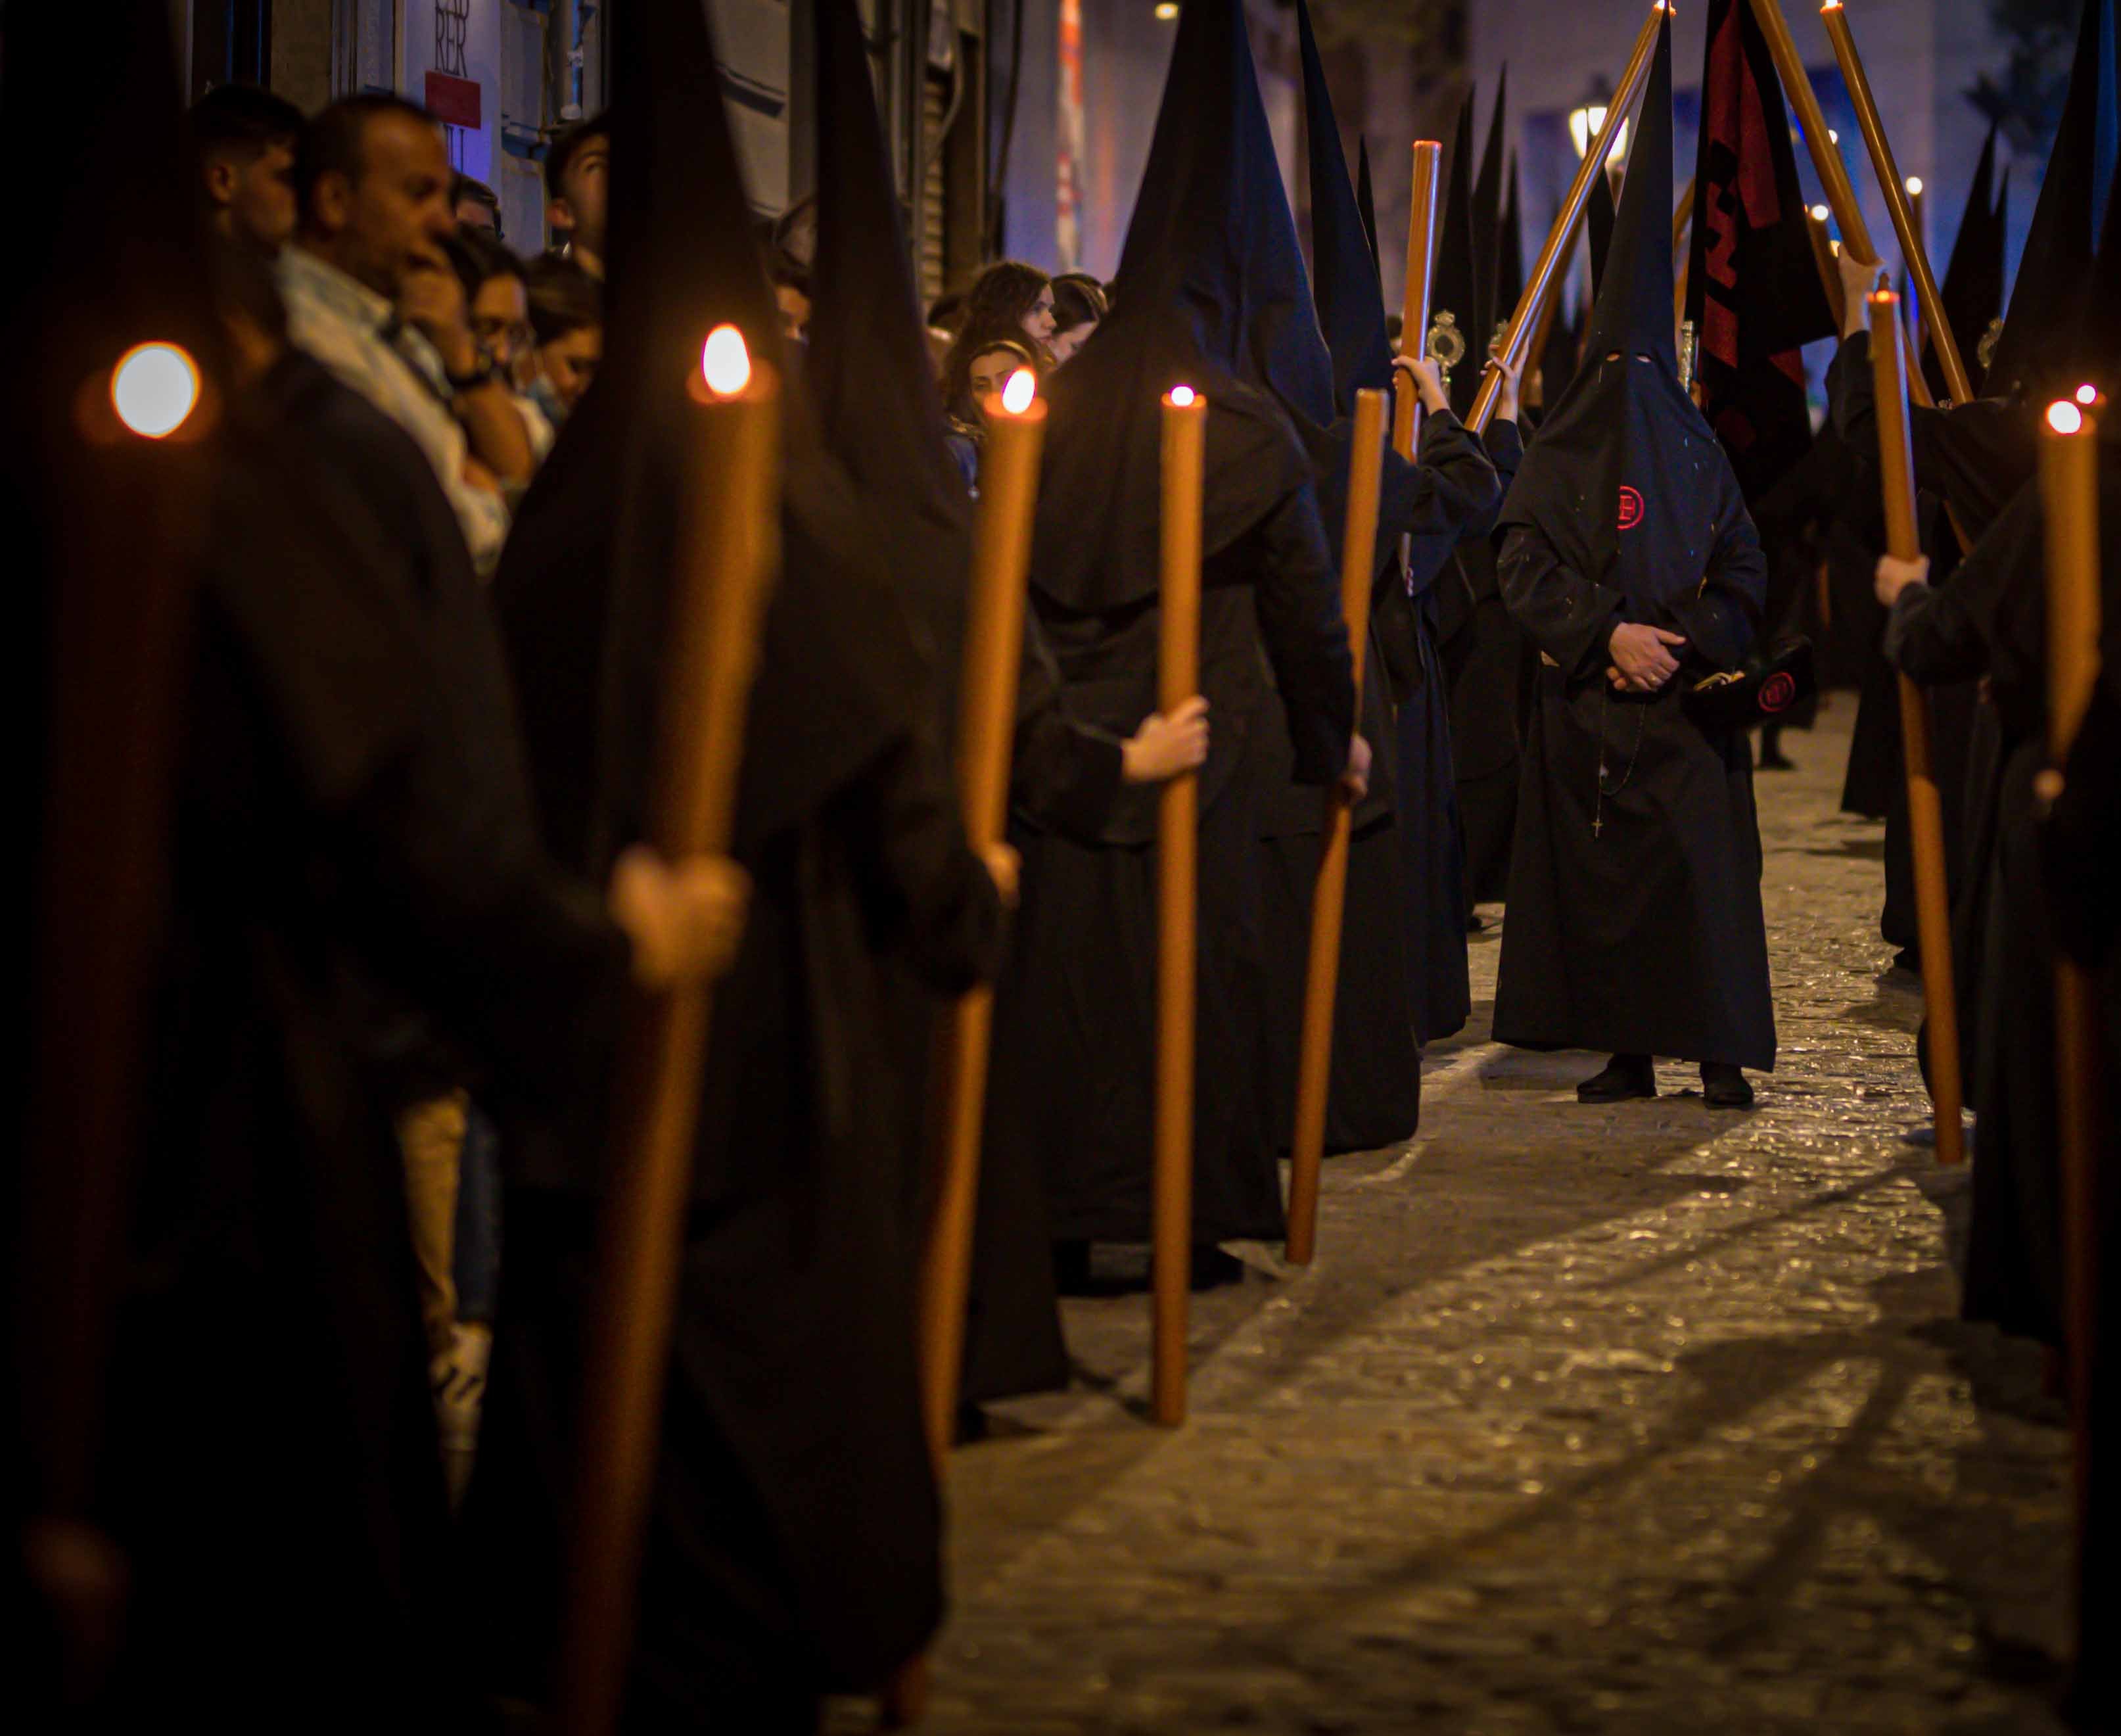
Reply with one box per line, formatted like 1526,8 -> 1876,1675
1618,486 -> 1644,530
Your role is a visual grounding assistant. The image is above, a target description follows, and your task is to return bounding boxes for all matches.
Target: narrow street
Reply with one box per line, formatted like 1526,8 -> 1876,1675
912,703 -> 2076,1734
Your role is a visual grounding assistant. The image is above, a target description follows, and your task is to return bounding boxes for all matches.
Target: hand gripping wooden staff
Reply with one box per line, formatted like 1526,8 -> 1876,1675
2038,393 -> 2103,1520
1864,294 -> 1969,1167
1469,0 -> 1668,435
1154,385 -> 1207,1428
1819,0 -> 1976,405
557,330 -> 781,1736
914,371 -> 1048,1461
1285,386 -> 1389,1269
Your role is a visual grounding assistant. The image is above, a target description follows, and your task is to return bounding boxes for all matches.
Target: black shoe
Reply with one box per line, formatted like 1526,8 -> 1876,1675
1466,912 -> 1487,934
1757,747 -> 1796,770
1701,1063 -> 1754,1109
1890,946 -> 1921,975
1189,1245 -> 1247,1290
1577,1054 -> 1656,1102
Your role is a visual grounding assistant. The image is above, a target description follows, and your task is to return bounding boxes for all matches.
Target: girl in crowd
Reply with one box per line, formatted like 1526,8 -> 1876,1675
1046,273 -> 1107,364
521,252 -> 603,426
961,258 -> 1057,358
941,332 -> 1040,491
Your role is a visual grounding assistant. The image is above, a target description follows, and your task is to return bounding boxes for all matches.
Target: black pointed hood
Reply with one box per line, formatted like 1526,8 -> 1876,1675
1297,0 -> 1393,411
1430,91 -> 1483,418
1500,12 -> 1742,616
806,0 -> 969,682
1986,0 -> 2120,395
1497,158 -> 1526,324
497,0 -> 923,872
2080,159 -> 2121,392
1472,67 -> 1511,360
1930,124 -> 2007,397
1357,140 -> 1382,270
1030,0 -> 1322,613
1587,162 -> 1619,301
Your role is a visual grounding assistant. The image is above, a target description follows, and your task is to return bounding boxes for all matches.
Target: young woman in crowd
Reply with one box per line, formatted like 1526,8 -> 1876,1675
1046,273 -> 1107,364
960,258 -> 1057,358
521,252 -> 603,426
941,332 -> 1040,491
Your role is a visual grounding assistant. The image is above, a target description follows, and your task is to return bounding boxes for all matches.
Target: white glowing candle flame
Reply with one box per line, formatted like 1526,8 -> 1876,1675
1809,204 -> 1830,222
701,325 -> 752,396
1169,385 -> 1197,408
1000,368 -> 1037,415
1904,176 -> 1924,197
112,342 -> 200,439
2049,400 -> 2086,436
2078,384 -> 2099,406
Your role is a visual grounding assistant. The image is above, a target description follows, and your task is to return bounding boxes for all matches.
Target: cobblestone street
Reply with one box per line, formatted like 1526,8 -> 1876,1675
910,703 -> 2078,1734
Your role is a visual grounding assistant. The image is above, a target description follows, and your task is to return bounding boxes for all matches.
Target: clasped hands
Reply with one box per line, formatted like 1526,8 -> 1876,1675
1607,621 -> 1689,694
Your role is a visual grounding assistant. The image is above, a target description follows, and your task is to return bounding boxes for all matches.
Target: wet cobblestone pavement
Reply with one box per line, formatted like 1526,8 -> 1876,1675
906,707 -> 2076,1733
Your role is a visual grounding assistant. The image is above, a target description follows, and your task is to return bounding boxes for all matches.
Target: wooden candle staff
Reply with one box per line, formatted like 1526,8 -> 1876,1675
1394,140 -> 1443,459
1819,0 -> 1973,404
1865,293 -> 1967,1169
1286,388 -> 1389,1267
2039,393 -> 2103,1514
1470,0 -> 1667,433
1154,385 -> 1207,1428
914,369 -> 1048,1462
558,329 -> 781,1736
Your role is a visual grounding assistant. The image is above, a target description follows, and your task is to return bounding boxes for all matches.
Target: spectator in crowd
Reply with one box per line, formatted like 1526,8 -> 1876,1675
770,248 -> 812,344
962,258 -> 1058,358
187,82 -> 302,256
444,229 -> 555,465
544,112 -> 610,279
1046,273 -> 1107,364
523,251 -> 603,426
941,332 -> 1039,490
453,172 -> 503,237
281,94 -> 529,572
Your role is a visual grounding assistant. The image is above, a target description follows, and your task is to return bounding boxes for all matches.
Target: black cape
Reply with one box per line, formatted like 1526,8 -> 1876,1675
1492,14 -> 1776,1072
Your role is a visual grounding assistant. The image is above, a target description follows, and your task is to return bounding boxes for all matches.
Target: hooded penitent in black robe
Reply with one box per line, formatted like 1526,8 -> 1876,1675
1286,0 -> 1500,1085
1432,89 -> 1531,910
807,0 -> 1118,1407
2039,671 -> 2121,1727
985,0 -> 1357,1250
1492,16 -> 1777,1075
467,3 -> 1003,1724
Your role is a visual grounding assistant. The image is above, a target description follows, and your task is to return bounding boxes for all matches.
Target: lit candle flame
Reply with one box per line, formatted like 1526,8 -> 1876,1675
111,342 -> 200,440
1001,368 -> 1037,415
2049,400 -> 2086,436
1169,385 -> 1197,408
1904,176 -> 1924,197
701,325 -> 752,396
1808,204 -> 1830,223
2077,384 -> 2100,406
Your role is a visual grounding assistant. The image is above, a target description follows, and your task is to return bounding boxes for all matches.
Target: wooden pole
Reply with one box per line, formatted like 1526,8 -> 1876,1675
557,336 -> 781,1736
914,377 -> 1048,1462
1865,293 -> 1967,1169
1152,386 -> 1207,1428
1746,0 -> 1938,410
1393,140 -> 1443,459
1819,1 -> 1973,404
1285,387 -> 1388,1269
1807,206 -> 1846,328
1470,0 -> 1667,433
1673,173 -> 1696,254
1674,167 -> 1698,331
2039,393 -> 2103,1516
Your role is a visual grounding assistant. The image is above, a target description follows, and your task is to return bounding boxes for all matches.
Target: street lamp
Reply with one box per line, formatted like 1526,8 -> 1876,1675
1568,79 -> 1629,162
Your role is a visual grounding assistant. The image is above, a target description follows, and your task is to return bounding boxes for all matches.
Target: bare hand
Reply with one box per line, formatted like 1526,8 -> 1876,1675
1121,695 -> 1211,784
1837,247 -> 1888,340
1340,732 -> 1373,804
1607,622 -> 1688,693
1875,552 -> 1930,607
400,259 -> 479,377
1485,349 -> 1523,423
1391,354 -> 1451,415
607,846 -> 751,989
981,841 -> 1021,909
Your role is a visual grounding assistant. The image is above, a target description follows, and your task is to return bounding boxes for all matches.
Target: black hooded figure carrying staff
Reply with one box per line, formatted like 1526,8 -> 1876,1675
987,0 -> 1359,1275
1491,14 -> 1776,1108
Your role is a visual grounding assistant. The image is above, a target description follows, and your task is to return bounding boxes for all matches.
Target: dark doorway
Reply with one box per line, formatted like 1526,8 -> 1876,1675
191,0 -> 273,101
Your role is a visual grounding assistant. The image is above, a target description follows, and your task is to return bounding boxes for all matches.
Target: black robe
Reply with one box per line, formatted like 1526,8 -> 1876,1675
991,415 -> 1357,1247
1253,411 -> 1503,1151
1436,418 -> 1528,910
1880,449 -> 2121,1348
105,356 -> 624,1735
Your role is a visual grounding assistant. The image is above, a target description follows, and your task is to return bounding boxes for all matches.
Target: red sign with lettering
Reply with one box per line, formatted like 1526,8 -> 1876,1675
425,70 -> 482,131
